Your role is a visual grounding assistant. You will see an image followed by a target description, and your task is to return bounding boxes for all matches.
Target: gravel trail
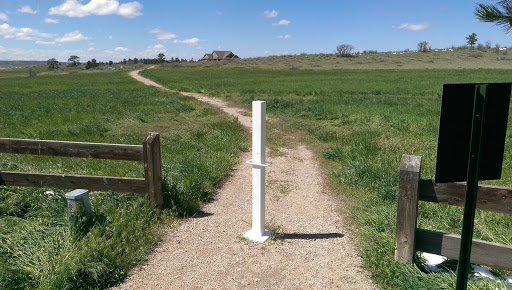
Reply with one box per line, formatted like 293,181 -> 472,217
117,69 -> 375,289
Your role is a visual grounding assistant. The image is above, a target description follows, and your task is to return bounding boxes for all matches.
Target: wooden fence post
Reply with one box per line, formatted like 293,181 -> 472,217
143,132 -> 163,209
395,154 -> 422,263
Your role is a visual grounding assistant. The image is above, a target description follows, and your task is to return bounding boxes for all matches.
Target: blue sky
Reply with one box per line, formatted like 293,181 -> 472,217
0,0 -> 510,62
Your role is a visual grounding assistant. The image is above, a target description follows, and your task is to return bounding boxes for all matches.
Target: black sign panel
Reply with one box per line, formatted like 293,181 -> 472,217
435,83 -> 511,183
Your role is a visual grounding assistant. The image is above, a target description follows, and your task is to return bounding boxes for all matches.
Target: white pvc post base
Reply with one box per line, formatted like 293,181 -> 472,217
245,101 -> 273,243
244,229 -> 273,243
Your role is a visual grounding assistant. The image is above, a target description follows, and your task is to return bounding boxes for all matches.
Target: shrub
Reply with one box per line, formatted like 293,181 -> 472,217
417,41 -> 429,52
27,68 -> 37,77
85,59 -> 99,70
336,44 -> 355,57
469,50 -> 483,58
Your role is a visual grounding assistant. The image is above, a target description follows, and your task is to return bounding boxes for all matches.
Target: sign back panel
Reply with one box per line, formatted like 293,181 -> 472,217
435,83 -> 511,183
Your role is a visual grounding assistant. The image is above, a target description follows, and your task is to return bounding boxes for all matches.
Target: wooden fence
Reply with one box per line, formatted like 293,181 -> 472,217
395,154 -> 512,271
0,132 -> 163,209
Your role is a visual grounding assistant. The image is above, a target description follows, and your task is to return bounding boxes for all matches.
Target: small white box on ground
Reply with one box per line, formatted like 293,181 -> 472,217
65,189 -> 92,214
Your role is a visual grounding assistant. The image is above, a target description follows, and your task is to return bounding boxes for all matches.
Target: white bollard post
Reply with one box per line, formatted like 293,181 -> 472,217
244,101 -> 272,243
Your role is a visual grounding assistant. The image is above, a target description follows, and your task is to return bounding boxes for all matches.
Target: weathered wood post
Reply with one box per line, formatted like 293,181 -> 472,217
143,132 -> 163,209
395,154 -> 422,263
244,101 -> 272,242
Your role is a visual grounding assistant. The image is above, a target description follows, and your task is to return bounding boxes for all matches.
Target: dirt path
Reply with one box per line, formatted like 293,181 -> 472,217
118,69 -> 375,289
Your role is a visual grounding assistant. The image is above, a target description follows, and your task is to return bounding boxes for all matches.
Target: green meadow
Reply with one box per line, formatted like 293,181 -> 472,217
0,71 -> 246,289
141,66 -> 512,288
2,54 -> 512,288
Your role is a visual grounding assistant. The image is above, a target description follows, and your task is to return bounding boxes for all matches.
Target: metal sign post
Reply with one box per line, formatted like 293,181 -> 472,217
244,101 -> 273,243
435,83 -> 511,289
455,85 -> 487,289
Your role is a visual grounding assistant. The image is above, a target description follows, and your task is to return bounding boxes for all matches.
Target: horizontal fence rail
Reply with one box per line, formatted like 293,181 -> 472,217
395,154 -> 512,271
0,133 -> 162,209
0,171 -> 146,194
419,179 -> 512,215
416,229 -> 512,271
0,138 -> 143,161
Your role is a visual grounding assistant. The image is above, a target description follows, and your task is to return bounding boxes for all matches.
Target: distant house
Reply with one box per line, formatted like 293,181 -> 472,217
201,51 -> 240,61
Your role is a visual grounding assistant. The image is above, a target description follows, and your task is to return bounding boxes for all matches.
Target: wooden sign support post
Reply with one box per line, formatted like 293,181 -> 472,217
456,85 -> 488,289
244,101 -> 273,243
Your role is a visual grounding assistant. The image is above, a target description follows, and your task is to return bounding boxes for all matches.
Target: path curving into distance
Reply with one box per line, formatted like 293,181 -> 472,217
117,69 -> 375,289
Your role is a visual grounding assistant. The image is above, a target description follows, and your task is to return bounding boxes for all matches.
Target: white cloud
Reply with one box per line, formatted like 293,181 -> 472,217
0,24 -> 16,37
0,46 -> 97,61
277,34 -> 292,39
117,1 -> 142,18
18,5 -> 38,14
173,37 -> 200,45
114,46 -> 129,51
273,19 -> 291,26
45,18 -> 60,24
56,30 -> 89,42
149,28 -> 176,40
0,12 -> 8,21
152,44 -> 165,50
263,10 -> 278,18
392,21 -> 431,31
108,35 -> 113,39
0,23 -> 56,41
36,40 -> 56,45
49,0 -> 142,18
140,44 -> 167,58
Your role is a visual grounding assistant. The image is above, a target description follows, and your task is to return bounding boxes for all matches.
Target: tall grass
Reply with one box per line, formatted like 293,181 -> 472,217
142,67 -> 511,98
0,70 -> 247,288
142,67 -> 512,288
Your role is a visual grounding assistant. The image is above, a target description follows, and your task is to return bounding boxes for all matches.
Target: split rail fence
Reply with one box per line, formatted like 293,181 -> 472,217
0,132 -> 163,209
395,154 -> 512,271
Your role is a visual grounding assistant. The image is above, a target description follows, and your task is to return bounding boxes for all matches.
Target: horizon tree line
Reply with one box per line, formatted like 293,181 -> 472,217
46,53 -> 195,70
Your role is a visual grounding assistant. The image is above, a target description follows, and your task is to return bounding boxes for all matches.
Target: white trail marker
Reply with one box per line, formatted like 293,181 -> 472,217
244,101 -> 273,243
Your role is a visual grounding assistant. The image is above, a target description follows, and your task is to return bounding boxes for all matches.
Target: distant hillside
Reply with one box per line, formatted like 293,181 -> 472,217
0,61 -> 47,69
190,48 -> 512,70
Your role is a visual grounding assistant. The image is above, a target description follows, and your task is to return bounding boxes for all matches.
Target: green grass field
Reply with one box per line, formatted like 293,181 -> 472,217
141,66 -> 512,288
0,71 -> 247,289
2,50 -> 512,288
